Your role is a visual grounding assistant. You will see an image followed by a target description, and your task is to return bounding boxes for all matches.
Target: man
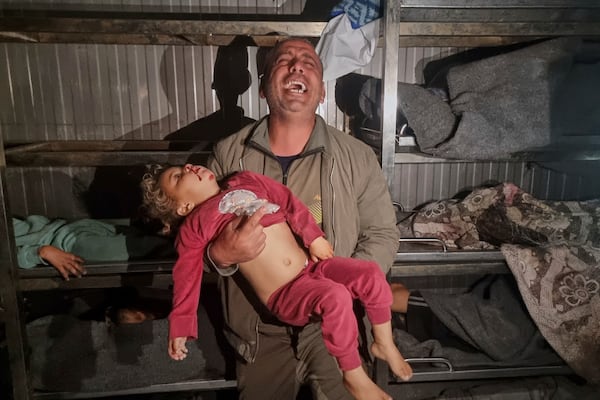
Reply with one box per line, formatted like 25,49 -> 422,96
206,38 -> 399,399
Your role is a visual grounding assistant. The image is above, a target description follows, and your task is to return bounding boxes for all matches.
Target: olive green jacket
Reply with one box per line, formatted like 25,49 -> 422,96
207,115 -> 399,362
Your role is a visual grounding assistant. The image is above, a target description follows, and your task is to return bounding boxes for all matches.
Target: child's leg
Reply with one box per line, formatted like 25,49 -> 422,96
314,258 -> 413,381
268,274 -> 393,400
312,257 -> 392,322
370,320 -> 412,381
267,273 -> 362,369
343,366 -> 392,400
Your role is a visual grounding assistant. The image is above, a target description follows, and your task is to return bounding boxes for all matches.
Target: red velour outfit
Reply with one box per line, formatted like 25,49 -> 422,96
169,170 -> 392,371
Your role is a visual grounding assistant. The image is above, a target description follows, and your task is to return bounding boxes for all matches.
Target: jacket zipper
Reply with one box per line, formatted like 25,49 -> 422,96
329,160 -> 337,251
250,316 -> 260,363
241,142 -> 325,362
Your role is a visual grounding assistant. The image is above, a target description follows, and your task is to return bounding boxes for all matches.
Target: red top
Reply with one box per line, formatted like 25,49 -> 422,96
169,171 -> 324,339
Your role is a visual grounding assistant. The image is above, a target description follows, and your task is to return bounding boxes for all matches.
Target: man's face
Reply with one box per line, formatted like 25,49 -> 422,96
260,39 -> 325,116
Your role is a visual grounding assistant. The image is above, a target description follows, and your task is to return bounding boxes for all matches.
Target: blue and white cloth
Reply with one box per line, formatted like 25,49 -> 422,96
331,0 -> 381,29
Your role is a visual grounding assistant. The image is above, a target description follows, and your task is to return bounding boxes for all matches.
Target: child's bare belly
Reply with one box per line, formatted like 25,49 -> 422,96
239,222 -> 310,305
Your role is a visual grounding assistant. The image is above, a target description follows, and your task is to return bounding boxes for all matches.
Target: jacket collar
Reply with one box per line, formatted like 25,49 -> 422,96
244,115 -> 329,157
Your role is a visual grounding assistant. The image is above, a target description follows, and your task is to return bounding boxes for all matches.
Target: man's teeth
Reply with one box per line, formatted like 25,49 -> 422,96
285,80 -> 307,93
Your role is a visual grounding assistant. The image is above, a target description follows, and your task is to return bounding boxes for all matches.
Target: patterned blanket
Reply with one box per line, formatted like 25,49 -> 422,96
400,183 -> 600,384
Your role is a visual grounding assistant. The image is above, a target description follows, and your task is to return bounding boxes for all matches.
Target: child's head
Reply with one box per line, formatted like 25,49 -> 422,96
141,164 -> 220,234
105,306 -> 155,326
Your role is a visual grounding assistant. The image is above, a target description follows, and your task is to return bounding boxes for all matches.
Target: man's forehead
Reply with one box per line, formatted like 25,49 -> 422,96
277,40 -> 317,56
262,39 -> 323,77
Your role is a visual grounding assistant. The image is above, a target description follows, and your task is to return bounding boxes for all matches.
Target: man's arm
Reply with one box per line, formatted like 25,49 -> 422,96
205,208 -> 267,268
352,151 -> 400,274
205,153 -> 268,268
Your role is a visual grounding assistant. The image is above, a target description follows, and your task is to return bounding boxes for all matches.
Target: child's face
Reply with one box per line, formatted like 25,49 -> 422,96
160,164 -> 220,216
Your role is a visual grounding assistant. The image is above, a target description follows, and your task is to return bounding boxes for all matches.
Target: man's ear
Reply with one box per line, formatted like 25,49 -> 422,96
176,202 -> 194,217
319,83 -> 326,104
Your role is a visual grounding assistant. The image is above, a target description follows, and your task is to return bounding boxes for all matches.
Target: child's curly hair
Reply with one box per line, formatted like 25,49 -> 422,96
140,164 -> 184,235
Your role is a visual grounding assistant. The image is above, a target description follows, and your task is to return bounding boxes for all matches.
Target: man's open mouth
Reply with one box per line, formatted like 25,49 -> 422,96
285,80 -> 307,93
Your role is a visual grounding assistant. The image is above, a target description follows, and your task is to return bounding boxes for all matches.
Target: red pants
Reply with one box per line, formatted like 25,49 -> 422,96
266,257 -> 392,371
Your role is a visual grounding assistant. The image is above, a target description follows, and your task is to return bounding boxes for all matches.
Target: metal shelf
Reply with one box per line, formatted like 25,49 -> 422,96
33,378 -> 237,399
376,360 -> 572,386
2,2 -> 599,47
17,260 -> 176,291
5,140 -> 211,167
0,9 -> 327,46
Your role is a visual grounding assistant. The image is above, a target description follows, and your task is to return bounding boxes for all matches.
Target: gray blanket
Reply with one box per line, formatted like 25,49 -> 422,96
27,308 -> 228,392
394,275 -> 563,369
398,38 -> 600,159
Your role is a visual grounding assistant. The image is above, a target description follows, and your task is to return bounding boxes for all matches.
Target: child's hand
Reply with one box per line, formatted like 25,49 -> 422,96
309,237 -> 334,262
38,245 -> 86,281
168,337 -> 188,360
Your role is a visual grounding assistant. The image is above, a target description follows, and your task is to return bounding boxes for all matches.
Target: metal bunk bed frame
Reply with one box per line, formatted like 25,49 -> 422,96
376,1 -> 599,394
376,239 -> 575,396
1,1 -> 600,399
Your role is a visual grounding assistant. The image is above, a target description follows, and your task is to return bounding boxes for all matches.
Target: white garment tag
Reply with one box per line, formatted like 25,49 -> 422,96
218,189 -> 280,216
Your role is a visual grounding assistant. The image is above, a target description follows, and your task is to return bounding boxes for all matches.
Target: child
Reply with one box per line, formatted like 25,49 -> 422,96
13,215 -> 173,280
141,164 -> 412,400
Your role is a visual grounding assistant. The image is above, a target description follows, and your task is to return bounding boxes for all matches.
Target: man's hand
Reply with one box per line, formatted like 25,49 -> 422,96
209,207 -> 267,267
38,245 -> 86,281
309,237 -> 334,262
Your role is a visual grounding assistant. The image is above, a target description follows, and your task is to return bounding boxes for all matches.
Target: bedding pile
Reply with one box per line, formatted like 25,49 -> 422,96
399,182 -> 600,383
404,37 -> 600,159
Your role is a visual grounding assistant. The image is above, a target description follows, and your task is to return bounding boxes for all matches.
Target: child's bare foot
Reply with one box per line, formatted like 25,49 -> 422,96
342,367 -> 392,400
371,321 -> 413,381
371,339 -> 413,381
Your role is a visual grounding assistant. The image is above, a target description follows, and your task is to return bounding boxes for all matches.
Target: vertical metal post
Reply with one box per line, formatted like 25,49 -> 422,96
381,0 -> 401,189
0,133 -> 33,400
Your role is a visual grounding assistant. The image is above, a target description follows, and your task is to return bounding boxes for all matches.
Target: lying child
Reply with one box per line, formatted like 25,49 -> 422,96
13,215 -> 173,280
141,164 -> 412,400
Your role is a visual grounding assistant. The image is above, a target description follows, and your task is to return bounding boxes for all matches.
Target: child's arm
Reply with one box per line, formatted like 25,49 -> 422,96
38,245 -> 87,280
168,337 -> 188,360
169,219 -> 211,342
309,236 -> 334,262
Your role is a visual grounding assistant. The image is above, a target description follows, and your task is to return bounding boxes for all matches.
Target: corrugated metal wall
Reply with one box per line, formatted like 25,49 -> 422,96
392,161 -> 595,211
1,0 -> 598,218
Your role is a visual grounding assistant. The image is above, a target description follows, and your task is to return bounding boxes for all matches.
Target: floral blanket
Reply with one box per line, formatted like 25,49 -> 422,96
400,183 -> 600,383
